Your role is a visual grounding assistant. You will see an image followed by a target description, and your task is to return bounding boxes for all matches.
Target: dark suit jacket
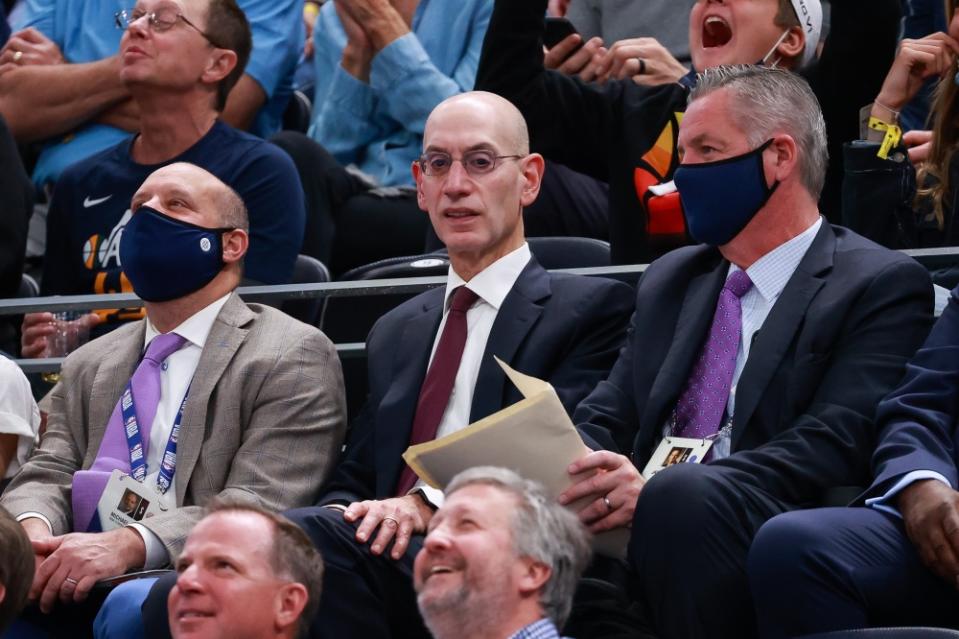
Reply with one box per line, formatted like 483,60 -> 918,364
866,286 -> 959,497
321,258 -> 634,504
575,223 -> 935,507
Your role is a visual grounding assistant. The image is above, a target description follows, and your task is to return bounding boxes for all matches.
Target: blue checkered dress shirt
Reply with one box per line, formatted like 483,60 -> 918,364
507,618 -> 569,639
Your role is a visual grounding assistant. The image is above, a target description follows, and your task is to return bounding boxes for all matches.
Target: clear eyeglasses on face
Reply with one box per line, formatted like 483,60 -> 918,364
418,149 -> 523,178
114,7 -> 218,46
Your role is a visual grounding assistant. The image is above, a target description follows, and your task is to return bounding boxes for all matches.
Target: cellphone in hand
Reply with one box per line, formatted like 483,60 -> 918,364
543,17 -> 583,52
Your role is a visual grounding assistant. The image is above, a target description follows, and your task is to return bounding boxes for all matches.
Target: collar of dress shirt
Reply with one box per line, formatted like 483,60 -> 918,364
444,243 -> 532,311
507,618 -> 562,639
143,293 -> 233,351
730,216 -> 823,303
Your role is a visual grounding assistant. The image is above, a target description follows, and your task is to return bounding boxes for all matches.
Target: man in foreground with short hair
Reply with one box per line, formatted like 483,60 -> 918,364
1,162 -> 345,636
167,500 -> 324,639
564,65 -> 934,638
415,466 -> 590,639
273,90 -> 630,638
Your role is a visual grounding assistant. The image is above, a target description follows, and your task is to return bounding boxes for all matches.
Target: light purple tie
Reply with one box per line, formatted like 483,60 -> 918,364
72,332 -> 187,531
673,270 -> 753,440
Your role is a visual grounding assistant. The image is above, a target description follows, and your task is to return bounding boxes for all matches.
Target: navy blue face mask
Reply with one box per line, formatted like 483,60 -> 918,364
673,139 -> 779,246
120,206 -> 232,302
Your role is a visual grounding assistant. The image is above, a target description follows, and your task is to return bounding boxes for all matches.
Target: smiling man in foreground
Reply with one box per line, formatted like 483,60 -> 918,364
414,467 -> 590,639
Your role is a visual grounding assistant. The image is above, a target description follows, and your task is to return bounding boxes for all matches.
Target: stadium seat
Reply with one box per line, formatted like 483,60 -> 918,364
281,90 -> 313,134
431,236 -> 611,270
280,254 -> 331,326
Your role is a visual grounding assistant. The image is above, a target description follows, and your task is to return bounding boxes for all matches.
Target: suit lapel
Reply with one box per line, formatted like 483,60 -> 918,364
375,290 -> 444,495
469,260 -> 550,421
731,224 -> 834,447
85,324 -> 144,466
640,258 -> 727,439
175,294 -> 254,505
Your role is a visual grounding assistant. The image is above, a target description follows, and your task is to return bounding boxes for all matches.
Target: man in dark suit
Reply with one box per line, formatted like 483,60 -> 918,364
748,285 -> 959,636
555,65 -> 935,639
135,90 -> 633,639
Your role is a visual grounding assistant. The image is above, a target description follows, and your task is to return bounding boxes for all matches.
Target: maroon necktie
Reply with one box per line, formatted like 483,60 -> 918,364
395,285 -> 480,496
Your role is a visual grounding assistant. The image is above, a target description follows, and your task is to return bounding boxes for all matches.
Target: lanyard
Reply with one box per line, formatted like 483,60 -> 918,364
120,382 -> 190,495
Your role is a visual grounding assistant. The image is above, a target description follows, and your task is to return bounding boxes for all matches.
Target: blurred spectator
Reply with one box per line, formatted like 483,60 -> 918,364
565,0 -> 696,66
414,467 -> 591,639
477,0 -> 900,264
0,505 -> 33,635
17,0 -> 304,352
842,2 -> 959,263
274,0 -> 492,273
166,501 -> 324,639
0,0 -> 301,192
1,162 -> 345,638
0,112 -> 31,299
899,0 -> 946,131
0,357 -> 40,486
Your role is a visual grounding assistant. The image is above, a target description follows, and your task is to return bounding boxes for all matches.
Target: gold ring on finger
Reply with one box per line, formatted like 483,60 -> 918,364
64,577 -> 79,586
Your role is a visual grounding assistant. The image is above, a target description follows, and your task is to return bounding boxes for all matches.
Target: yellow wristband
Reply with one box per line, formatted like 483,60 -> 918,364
304,3 -> 320,20
868,117 -> 903,160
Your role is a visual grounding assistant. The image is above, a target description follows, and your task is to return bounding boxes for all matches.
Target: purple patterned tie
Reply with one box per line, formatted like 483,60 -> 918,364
72,332 -> 187,531
673,270 -> 753,440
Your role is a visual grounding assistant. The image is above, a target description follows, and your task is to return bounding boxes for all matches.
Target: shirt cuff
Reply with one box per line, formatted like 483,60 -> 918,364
16,512 -> 53,534
127,524 -> 170,569
866,470 -> 952,519
412,483 -> 444,510
370,32 -> 429,91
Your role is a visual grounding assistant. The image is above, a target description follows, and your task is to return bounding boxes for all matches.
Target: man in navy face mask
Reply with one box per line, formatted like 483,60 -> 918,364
562,65 -> 936,639
0,162 -> 346,637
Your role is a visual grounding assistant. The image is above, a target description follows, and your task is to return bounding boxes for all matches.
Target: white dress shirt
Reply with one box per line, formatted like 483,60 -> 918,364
413,243 -> 532,507
710,217 -> 822,459
0,357 -> 41,479
129,292 -> 231,567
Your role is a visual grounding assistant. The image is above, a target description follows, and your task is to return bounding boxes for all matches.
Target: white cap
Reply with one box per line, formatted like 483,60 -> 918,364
790,0 -> 823,68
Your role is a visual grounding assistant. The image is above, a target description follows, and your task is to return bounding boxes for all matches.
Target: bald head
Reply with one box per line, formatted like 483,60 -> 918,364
425,92 -> 530,156
133,162 -> 248,231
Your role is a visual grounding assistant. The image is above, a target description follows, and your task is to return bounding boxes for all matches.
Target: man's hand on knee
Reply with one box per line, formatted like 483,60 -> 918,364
898,479 -> 959,585
33,528 -> 146,612
560,450 -> 644,533
344,495 -> 434,560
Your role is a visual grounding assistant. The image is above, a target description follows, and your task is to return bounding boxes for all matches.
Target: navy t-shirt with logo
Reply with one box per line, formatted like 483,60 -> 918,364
42,121 -> 305,328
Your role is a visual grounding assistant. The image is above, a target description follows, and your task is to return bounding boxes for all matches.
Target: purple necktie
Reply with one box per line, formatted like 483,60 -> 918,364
673,270 -> 753,440
72,332 -> 187,531
395,286 -> 479,496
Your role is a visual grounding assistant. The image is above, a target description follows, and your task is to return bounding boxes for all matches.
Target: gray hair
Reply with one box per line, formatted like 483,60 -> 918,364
215,182 -> 249,232
689,64 -> 828,199
446,467 -> 592,628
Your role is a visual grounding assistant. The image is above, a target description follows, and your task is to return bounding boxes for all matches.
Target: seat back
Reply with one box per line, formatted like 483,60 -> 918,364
280,254 -> 331,326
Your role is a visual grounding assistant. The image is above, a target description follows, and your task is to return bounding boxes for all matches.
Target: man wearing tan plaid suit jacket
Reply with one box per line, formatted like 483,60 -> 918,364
0,163 -> 346,635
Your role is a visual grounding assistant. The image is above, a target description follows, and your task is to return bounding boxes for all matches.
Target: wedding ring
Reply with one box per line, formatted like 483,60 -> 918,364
12,50 -> 23,63
64,577 -> 79,586
636,57 -> 646,75
603,496 -> 613,511
382,516 -> 399,527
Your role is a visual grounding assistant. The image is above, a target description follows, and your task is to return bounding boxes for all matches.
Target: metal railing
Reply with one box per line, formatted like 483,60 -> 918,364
0,265 -> 649,372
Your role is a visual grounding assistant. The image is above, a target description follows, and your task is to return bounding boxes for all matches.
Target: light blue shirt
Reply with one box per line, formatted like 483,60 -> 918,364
309,0 -> 492,187
714,217 -> 823,459
14,0 -> 301,189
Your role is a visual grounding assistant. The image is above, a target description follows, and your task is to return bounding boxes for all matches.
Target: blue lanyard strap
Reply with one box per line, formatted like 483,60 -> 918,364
120,383 -> 190,495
